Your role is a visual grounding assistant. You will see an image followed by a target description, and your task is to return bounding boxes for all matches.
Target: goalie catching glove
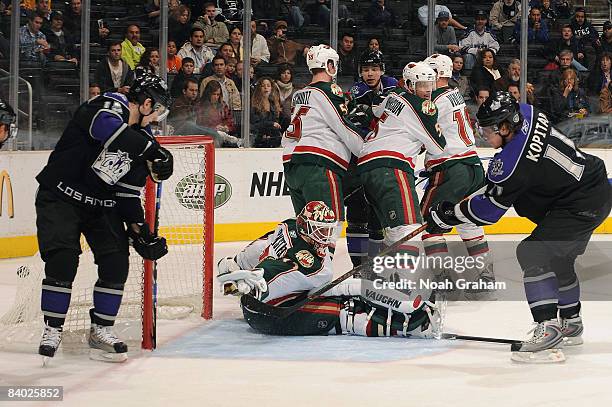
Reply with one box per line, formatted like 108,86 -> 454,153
425,201 -> 461,234
217,257 -> 268,299
147,146 -> 173,182
127,222 -> 168,260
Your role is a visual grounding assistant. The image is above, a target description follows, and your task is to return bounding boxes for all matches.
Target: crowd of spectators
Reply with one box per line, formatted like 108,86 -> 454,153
2,0 -> 612,148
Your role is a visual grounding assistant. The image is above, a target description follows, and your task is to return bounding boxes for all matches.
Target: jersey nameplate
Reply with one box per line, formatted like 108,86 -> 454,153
385,96 -> 405,116
525,112 -> 550,163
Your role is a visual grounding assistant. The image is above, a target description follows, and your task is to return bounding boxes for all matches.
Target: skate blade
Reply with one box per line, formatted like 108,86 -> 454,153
563,336 -> 584,346
41,356 -> 53,367
89,349 -> 128,363
511,348 -> 566,364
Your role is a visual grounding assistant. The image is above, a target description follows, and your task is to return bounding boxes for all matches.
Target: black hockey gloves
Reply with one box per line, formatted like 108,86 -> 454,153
425,201 -> 461,234
147,146 -> 173,182
128,223 -> 168,260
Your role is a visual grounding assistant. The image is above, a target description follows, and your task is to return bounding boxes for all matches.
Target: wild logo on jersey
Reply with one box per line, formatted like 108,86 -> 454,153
295,250 -> 315,268
421,100 -> 436,116
91,149 -> 132,185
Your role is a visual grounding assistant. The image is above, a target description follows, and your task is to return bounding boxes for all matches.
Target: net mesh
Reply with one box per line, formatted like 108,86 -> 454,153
0,137 -> 213,353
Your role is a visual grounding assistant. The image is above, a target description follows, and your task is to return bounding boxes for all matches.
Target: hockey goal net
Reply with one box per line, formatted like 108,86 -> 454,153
0,136 -> 214,352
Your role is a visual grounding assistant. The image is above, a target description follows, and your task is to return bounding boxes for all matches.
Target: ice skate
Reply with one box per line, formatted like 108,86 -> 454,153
511,320 -> 565,363
463,262 -> 497,301
560,315 -> 584,346
88,323 -> 128,363
39,324 -> 63,366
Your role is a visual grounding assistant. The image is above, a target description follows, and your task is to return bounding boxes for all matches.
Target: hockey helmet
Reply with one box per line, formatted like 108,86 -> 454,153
128,68 -> 172,119
402,62 -> 437,95
359,50 -> 386,74
423,53 -> 453,78
296,201 -> 338,247
476,91 -> 521,128
306,44 -> 340,78
0,98 -> 17,148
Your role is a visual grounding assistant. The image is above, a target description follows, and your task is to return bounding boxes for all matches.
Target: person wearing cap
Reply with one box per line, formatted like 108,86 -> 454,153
433,10 -> 459,54
599,21 -> 612,55
459,10 -> 499,69
570,7 -> 600,50
42,10 -> 78,64
417,3 -> 467,30
267,20 -> 309,65
489,0 -> 521,43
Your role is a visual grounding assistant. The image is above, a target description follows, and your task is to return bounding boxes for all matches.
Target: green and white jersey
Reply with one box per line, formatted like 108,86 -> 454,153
235,219 -> 333,304
281,81 -> 363,174
426,86 -> 480,170
357,87 -> 446,174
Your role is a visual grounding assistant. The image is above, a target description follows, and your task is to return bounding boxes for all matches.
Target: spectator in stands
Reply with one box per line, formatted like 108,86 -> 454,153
366,0 -> 396,28
599,81 -> 612,113
418,3 -> 467,30
235,60 -> 255,91
433,10 -> 459,55
62,0 -> 109,44
551,0 -> 572,19
306,0 -> 351,27
549,68 -> 590,122
170,57 -> 197,98
94,41 -> 134,94
19,12 -> 49,65
449,54 -> 470,100
361,37 -> 382,56
197,80 -> 236,137
178,27 -> 215,74
35,0 -> 51,30
490,0 -> 521,44
88,83 -> 101,99
508,82 -> 537,104
241,21 -> 271,67
570,7 -> 600,50
469,48 -> 505,94
267,20 -> 309,65
229,26 -> 243,61
338,33 -> 358,78
272,1 -> 305,28
600,21 -> 612,55
226,57 -> 238,80
468,86 -> 490,142
167,40 -> 182,74
121,24 -> 146,70
43,11 -> 77,64
218,42 -> 236,60
169,78 -> 200,126
275,63 -> 296,121
546,25 -> 588,72
169,5 -> 191,49
138,48 -> 161,74
503,58 -> 521,87
476,87 -> 490,106
193,2 -> 230,49
200,55 -> 241,111
460,10 -> 500,69
250,77 -> 285,147
512,5 -> 549,45
586,53 -> 612,97
539,0 -> 557,28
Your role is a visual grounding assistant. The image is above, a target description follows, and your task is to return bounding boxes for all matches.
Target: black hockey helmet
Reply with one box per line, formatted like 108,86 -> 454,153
127,67 -> 172,109
476,91 -> 522,128
359,50 -> 385,74
0,98 -> 17,148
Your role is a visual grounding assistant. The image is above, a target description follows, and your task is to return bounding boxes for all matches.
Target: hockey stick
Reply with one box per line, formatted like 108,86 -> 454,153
242,223 -> 429,319
440,333 -> 521,345
151,181 -> 162,349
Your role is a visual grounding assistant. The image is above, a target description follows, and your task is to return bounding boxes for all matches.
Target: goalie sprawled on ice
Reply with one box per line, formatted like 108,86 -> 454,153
217,201 -> 443,339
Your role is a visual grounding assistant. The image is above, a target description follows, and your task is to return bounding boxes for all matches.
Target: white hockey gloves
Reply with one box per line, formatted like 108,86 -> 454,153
217,257 -> 268,299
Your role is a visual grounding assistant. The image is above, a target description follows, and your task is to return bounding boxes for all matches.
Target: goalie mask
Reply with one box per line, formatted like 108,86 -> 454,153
402,62 -> 437,99
423,53 -> 453,79
0,99 -> 17,149
297,201 -> 337,247
307,45 -> 340,79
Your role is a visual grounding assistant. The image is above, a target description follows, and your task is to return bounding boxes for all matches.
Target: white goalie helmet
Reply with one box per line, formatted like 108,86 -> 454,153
423,53 -> 453,78
307,44 -> 340,78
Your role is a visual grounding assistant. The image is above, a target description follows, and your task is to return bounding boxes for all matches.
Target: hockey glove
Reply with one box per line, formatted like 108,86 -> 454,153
346,104 -> 372,129
128,223 -> 168,260
426,201 -> 460,234
217,268 -> 268,300
147,146 -> 174,182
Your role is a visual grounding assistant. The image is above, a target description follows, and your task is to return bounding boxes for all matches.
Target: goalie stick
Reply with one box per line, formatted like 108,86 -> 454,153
241,223 -> 429,319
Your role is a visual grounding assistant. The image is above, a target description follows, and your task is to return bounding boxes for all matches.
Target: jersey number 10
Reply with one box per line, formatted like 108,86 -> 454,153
453,108 -> 474,147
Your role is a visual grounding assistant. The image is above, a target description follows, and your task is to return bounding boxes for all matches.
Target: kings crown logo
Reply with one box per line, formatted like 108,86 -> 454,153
91,149 -> 132,185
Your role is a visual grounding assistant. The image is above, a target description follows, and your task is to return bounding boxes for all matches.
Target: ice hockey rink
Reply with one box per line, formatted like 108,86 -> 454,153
1,235 -> 612,407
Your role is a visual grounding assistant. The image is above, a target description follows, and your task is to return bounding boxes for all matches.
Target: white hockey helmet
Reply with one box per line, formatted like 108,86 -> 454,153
307,44 -> 340,78
423,53 -> 453,78
402,62 -> 437,93
296,201 -> 338,247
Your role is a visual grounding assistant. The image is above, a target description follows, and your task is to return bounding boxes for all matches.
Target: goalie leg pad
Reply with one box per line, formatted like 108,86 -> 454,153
90,280 -> 125,327
41,278 -> 73,328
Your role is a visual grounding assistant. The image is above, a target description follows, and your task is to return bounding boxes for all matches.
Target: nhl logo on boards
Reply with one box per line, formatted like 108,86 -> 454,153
490,158 -> 504,177
295,250 -> 315,268
421,100 -> 436,116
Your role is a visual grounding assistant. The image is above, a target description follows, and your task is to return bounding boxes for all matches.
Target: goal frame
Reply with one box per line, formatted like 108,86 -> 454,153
142,136 -> 215,350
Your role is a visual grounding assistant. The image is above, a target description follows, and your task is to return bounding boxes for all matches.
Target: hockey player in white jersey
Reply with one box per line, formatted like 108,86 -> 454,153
217,201 -> 443,338
282,44 -> 364,248
421,53 -> 495,298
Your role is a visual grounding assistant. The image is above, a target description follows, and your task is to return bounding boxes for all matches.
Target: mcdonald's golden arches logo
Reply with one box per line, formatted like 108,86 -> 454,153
0,170 -> 14,218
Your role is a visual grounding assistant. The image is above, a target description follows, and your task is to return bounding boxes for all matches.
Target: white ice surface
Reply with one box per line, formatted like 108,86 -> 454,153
1,236 -> 612,407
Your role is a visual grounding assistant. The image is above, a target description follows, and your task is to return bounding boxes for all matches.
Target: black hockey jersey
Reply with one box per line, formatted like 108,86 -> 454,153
458,104 -> 610,225
36,92 -> 158,223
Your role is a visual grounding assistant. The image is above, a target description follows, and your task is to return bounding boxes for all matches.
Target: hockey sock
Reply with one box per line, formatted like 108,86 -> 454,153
90,280 -> 125,327
523,266 -> 559,322
41,278 -> 72,328
462,236 -> 490,257
422,233 -> 449,257
558,279 -> 581,319
368,228 -> 384,259
346,222 -> 369,267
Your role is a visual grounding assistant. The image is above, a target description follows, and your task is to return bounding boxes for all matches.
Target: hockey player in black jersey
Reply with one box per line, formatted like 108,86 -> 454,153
35,68 -> 174,363
426,91 -> 611,363
0,98 -> 17,149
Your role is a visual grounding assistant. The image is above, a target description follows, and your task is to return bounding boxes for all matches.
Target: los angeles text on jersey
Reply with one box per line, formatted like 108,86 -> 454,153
525,111 -> 550,163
